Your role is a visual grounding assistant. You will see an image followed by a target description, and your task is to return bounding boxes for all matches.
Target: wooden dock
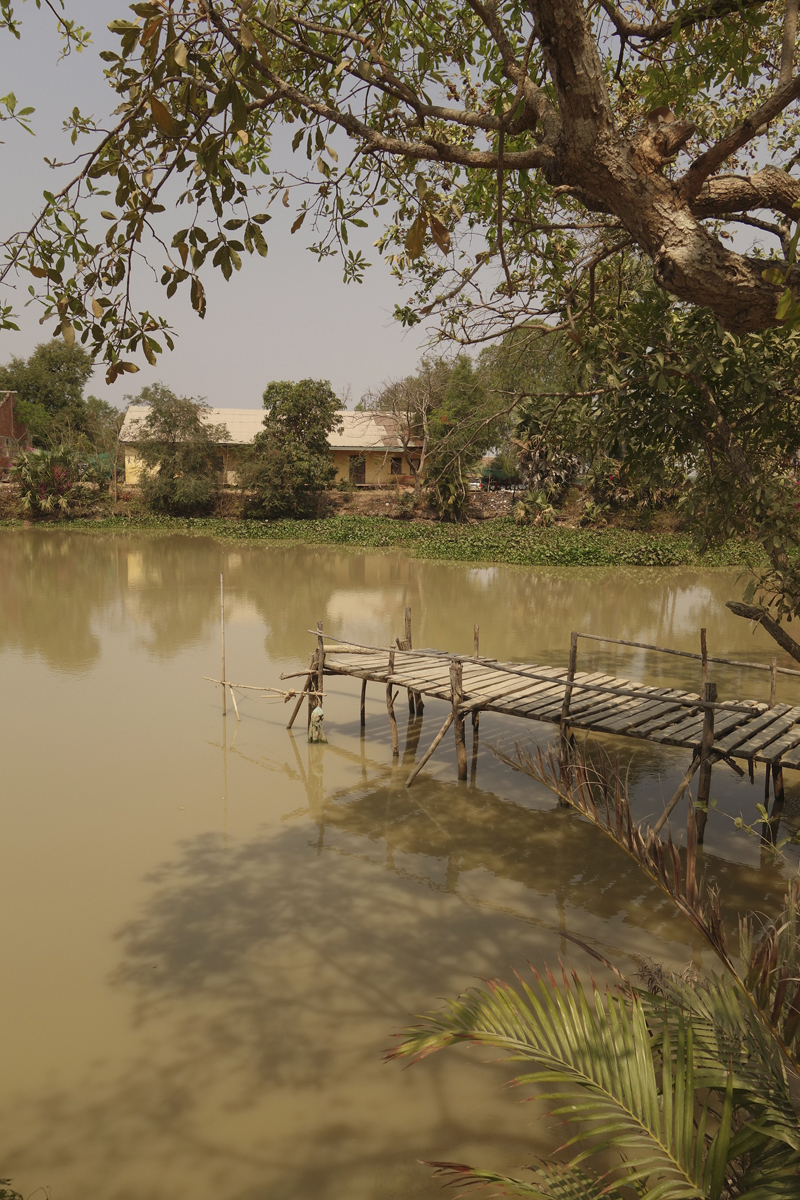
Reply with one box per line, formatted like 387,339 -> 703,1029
277,612 -> 800,843
323,646 -> 800,769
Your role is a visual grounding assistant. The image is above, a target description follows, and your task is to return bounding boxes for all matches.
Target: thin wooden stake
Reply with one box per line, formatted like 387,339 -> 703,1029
308,648 -> 318,730
405,712 -> 454,787
653,751 -> 701,835
766,762 -> 786,844
229,684 -> 240,722
700,627 -> 708,691
770,656 -> 778,707
559,631 -> 578,753
471,707 -> 480,783
317,620 -> 325,699
695,681 -> 717,844
474,624 -> 480,658
450,659 -> 467,781
288,653 -> 315,730
387,649 -> 399,756
220,573 -> 227,717
360,677 -> 367,727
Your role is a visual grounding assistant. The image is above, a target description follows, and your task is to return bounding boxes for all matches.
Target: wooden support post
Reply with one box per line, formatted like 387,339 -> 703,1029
700,627 -> 708,691
405,712 -> 454,787
471,707 -> 480,783
228,684 -> 241,722
403,605 -> 422,715
316,620 -> 325,700
474,624 -> 479,658
287,653 -> 315,730
220,573 -> 227,717
559,631 -> 578,743
765,762 -> 786,844
695,681 -> 717,844
770,656 -> 778,707
360,677 -> 367,728
308,649 -> 317,730
387,649 -> 399,757
450,659 -> 468,781
652,751 -> 701,835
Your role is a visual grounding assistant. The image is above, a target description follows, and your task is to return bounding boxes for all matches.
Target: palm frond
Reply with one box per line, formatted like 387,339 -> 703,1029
393,966 -> 710,1198
424,1159 -> 626,1199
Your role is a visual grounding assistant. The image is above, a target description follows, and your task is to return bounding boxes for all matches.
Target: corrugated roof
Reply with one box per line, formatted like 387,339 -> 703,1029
119,406 -> 418,450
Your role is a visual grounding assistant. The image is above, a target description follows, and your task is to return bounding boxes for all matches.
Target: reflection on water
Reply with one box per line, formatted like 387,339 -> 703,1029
0,529 -> 798,1200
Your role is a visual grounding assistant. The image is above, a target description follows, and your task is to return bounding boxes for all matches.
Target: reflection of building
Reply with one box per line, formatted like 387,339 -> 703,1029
119,406 -> 421,488
0,392 -> 32,477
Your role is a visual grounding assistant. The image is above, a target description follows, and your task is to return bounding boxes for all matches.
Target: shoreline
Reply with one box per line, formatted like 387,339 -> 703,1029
0,512 -> 762,569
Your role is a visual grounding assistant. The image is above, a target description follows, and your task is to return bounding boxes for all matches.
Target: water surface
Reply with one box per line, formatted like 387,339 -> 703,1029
0,530 -> 797,1200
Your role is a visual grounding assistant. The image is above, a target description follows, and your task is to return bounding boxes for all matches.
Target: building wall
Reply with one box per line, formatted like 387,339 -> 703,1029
125,446 -> 418,487
332,449 -> 416,486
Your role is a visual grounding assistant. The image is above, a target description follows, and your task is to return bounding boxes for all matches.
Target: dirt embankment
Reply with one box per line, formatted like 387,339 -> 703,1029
0,481 -> 686,532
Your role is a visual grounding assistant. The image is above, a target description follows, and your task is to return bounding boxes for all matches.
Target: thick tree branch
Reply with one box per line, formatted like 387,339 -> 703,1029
599,0 -> 767,44
726,601 -> 800,665
680,75 -> 800,201
690,167 -> 800,220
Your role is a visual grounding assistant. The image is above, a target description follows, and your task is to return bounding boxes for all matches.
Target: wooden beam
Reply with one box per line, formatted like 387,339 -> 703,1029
451,659 -> 468,781
695,681 -> 717,844
405,712 -> 454,787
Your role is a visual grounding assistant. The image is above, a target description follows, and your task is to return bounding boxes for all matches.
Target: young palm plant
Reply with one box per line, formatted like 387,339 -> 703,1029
390,746 -> 800,1199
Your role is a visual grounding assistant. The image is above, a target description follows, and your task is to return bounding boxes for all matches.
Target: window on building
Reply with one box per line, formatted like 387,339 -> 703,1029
390,456 -> 402,476
349,455 -> 366,485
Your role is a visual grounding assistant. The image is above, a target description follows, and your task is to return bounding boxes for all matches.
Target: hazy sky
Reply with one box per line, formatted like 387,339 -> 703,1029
0,1 -> 433,409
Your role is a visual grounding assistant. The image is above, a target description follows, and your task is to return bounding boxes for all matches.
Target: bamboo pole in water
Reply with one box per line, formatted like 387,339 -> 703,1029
450,659 -> 468,781
652,751 -> 701,835
695,681 -> 717,844
770,657 -> 778,707
405,712 -> 454,787
288,653 -> 316,730
404,606 -> 415,714
220,573 -> 227,717
700,627 -> 708,692
387,649 -> 399,756
360,677 -> 367,727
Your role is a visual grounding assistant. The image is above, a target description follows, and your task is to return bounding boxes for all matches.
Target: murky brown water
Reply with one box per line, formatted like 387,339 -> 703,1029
1,529 -> 798,1200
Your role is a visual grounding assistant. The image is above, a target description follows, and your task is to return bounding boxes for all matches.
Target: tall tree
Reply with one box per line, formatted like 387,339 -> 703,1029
0,342 -> 95,446
242,379 -> 343,518
130,382 -> 230,515
3,0 -> 800,372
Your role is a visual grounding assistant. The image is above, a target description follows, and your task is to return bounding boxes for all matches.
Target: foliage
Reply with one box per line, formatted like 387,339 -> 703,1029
391,745 -> 800,1198
11,446 -> 81,517
131,383 -> 229,516
0,341 -> 99,447
578,275 -> 800,628
7,0 -> 800,371
43,513 -> 764,570
514,436 -> 580,504
513,488 -> 557,527
242,379 -> 342,519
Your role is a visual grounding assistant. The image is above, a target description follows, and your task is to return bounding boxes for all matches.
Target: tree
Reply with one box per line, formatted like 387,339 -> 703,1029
0,342 -> 95,446
241,379 -> 343,518
578,271 -> 800,656
4,0 -> 800,374
130,383 -> 230,515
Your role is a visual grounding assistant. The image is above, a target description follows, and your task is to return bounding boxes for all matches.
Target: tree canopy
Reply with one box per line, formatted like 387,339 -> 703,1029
0,341 -> 118,448
241,378 -> 343,517
131,381 -> 230,513
4,0 -> 800,373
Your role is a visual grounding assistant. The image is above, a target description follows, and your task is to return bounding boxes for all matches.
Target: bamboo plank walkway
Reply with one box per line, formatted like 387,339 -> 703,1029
321,645 -> 800,770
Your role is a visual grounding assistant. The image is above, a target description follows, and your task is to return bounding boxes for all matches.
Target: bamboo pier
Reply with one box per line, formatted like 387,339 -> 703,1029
297,613 -> 800,842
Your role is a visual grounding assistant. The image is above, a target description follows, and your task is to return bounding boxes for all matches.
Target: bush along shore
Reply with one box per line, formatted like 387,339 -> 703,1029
0,508 -> 763,569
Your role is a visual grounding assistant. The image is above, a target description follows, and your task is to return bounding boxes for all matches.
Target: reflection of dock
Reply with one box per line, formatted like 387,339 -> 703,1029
303,617 -> 800,843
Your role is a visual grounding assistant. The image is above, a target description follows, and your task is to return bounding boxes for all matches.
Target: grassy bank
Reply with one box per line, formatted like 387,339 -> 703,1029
1,512 -> 764,568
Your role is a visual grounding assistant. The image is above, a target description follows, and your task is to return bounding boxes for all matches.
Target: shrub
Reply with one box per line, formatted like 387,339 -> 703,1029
11,447 -> 81,517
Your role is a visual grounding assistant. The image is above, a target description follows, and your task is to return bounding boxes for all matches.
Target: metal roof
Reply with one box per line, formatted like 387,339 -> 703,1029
119,406 -> 418,451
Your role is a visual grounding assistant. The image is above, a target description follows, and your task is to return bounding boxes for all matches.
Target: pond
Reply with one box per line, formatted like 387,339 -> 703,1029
0,529 -> 798,1200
